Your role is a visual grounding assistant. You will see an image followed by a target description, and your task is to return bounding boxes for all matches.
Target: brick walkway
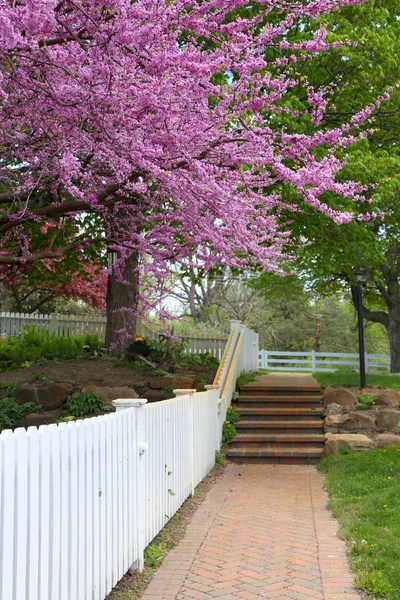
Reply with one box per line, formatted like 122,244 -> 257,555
142,465 -> 361,600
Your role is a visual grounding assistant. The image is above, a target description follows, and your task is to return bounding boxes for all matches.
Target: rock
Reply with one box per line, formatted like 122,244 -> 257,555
376,409 -> 400,431
375,434 -> 400,448
342,411 -> 376,431
149,377 -> 172,390
324,415 -> 346,434
324,403 -> 345,416
83,384 -> 138,406
324,434 -> 373,456
21,409 -> 61,428
375,389 -> 400,408
323,387 -> 357,408
14,383 -> 73,411
171,376 -> 195,389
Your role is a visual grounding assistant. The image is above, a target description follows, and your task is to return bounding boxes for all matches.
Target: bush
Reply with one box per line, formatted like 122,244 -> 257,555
357,392 -> 376,410
222,421 -> 237,444
180,352 -> 220,369
61,392 -> 104,418
0,397 -> 36,431
0,327 -> 102,371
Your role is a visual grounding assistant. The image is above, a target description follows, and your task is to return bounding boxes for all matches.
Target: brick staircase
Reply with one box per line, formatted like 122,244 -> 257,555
226,374 -> 324,464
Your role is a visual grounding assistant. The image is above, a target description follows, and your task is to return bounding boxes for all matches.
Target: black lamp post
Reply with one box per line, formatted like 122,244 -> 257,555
355,268 -> 366,388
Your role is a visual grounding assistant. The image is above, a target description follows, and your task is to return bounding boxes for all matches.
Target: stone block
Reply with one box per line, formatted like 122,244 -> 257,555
14,383 -> 73,411
324,433 -> 373,456
323,387 -> 357,408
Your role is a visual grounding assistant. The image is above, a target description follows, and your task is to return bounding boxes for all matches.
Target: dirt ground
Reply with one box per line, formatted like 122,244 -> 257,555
0,357 -> 217,399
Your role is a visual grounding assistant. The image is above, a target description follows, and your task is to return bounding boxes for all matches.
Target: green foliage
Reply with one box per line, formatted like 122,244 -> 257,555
321,446 -> 400,599
0,327 -> 102,371
0,397 -> 36,431
313,370 -> 400,391
226,405 -> 240,424
144,543 -> 164,568
180,352 -> 220,369
236,372 -> 258,390
162,386 -> 174,394
222,421 -> 236,444
215,450 -> 225,466
152,370 -> 166,377
61,392 -> 104,418
357,393 -> 376,410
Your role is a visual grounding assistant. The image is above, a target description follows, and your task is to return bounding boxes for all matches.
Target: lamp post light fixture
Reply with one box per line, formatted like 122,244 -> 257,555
355,268 -> 366,388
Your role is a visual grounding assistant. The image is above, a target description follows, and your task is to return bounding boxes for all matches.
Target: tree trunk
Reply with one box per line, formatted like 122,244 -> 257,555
105,251 -> 139,356
387,309 -> 400,373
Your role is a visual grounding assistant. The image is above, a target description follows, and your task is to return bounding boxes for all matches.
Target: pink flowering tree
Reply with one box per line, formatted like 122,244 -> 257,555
0,0 -> 384,352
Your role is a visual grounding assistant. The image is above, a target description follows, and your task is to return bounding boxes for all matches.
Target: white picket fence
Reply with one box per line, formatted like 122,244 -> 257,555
0,320 -> 257,600
258,350 -> 391,373
0,312 -> 227,359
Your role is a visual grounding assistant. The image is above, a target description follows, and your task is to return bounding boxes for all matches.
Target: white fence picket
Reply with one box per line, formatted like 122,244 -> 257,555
0,321 -> 258,600
258,349 -> 391,372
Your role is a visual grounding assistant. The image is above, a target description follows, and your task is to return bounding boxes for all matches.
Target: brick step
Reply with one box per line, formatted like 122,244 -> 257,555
228,455 -> 322,465
236,420 -> 323,434
236,400 -> 322,409
231,433 -> 324,447
238,395 -> 322,401
240,386 -> 321,396
236,407 -> 323,421
227,446 -> 324,464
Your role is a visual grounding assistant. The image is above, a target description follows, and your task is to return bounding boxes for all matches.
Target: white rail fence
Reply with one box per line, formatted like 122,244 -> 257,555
0,312 -> 227,359
259,350 -> 390,373
0,320 -> 257,600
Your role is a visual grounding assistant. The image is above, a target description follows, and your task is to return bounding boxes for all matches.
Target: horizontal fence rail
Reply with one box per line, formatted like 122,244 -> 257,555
0,390 -> 220,600
0,319 -> 258,600
0,312 -> 227,358
258,349 -> 391,373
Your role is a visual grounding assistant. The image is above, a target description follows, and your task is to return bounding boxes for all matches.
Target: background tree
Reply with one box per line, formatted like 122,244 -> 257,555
0,0 -> 381,353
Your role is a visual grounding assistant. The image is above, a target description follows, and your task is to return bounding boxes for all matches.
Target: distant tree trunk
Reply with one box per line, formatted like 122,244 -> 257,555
105,251 -> 139,356
387,307 -> 400,373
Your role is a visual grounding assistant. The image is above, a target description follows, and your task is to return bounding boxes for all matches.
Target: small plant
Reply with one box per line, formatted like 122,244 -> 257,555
226,405 -> 240,424
397,421 -> 400,433
144,543 -> 164,568
0,397 -> 36,431
162,385 -> 174,394
28,371 -> 48,383
357,393 -> 376,410
53,415 -> 76,425
135,381 -> 145,388
355,570 -> 393,597
215,450 -> 225,465
152,369 -> 167,377
222,421 -> 237,444
61,392 -> 104,418
231,391 -> 239,402
236,371 -> 258,390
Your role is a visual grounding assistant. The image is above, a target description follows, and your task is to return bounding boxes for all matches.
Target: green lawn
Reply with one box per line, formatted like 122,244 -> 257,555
321,447 -> 400,599
313,371 -> 400,390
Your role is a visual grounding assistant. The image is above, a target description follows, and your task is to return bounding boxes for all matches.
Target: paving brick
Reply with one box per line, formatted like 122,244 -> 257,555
141,464 -> 361,600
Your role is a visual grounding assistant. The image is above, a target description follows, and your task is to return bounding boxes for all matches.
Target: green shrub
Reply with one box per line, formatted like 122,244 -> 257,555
0,327 -> 102,371
180,352 -> 220,369
215,450 -> 225,465
357,393 -> 376,410
61,392 -> 104,418
0,397 -> 36,431
152,369 -> 166,377
226,405 -> 240,424
222,421 -> 237,444
144,543 -> 164,568
236,371 -> 258,390
162,386 -> 174,394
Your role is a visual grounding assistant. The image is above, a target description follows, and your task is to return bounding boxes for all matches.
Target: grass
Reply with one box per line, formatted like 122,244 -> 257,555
107,458 -> 226,599
321,446 -> 400,599
236,371 -> 259,390
313,370 -> 400,390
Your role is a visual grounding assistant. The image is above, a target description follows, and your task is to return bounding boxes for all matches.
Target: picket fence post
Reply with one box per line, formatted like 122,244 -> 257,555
311,350 -> 316,372
112,399 -> 147,571
49,312 -> 59,335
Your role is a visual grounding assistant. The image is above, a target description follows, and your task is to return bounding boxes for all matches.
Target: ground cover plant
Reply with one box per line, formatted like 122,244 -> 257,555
321,447 -> 400,599
0,327 -> 102,372
313,369 -> 400,390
